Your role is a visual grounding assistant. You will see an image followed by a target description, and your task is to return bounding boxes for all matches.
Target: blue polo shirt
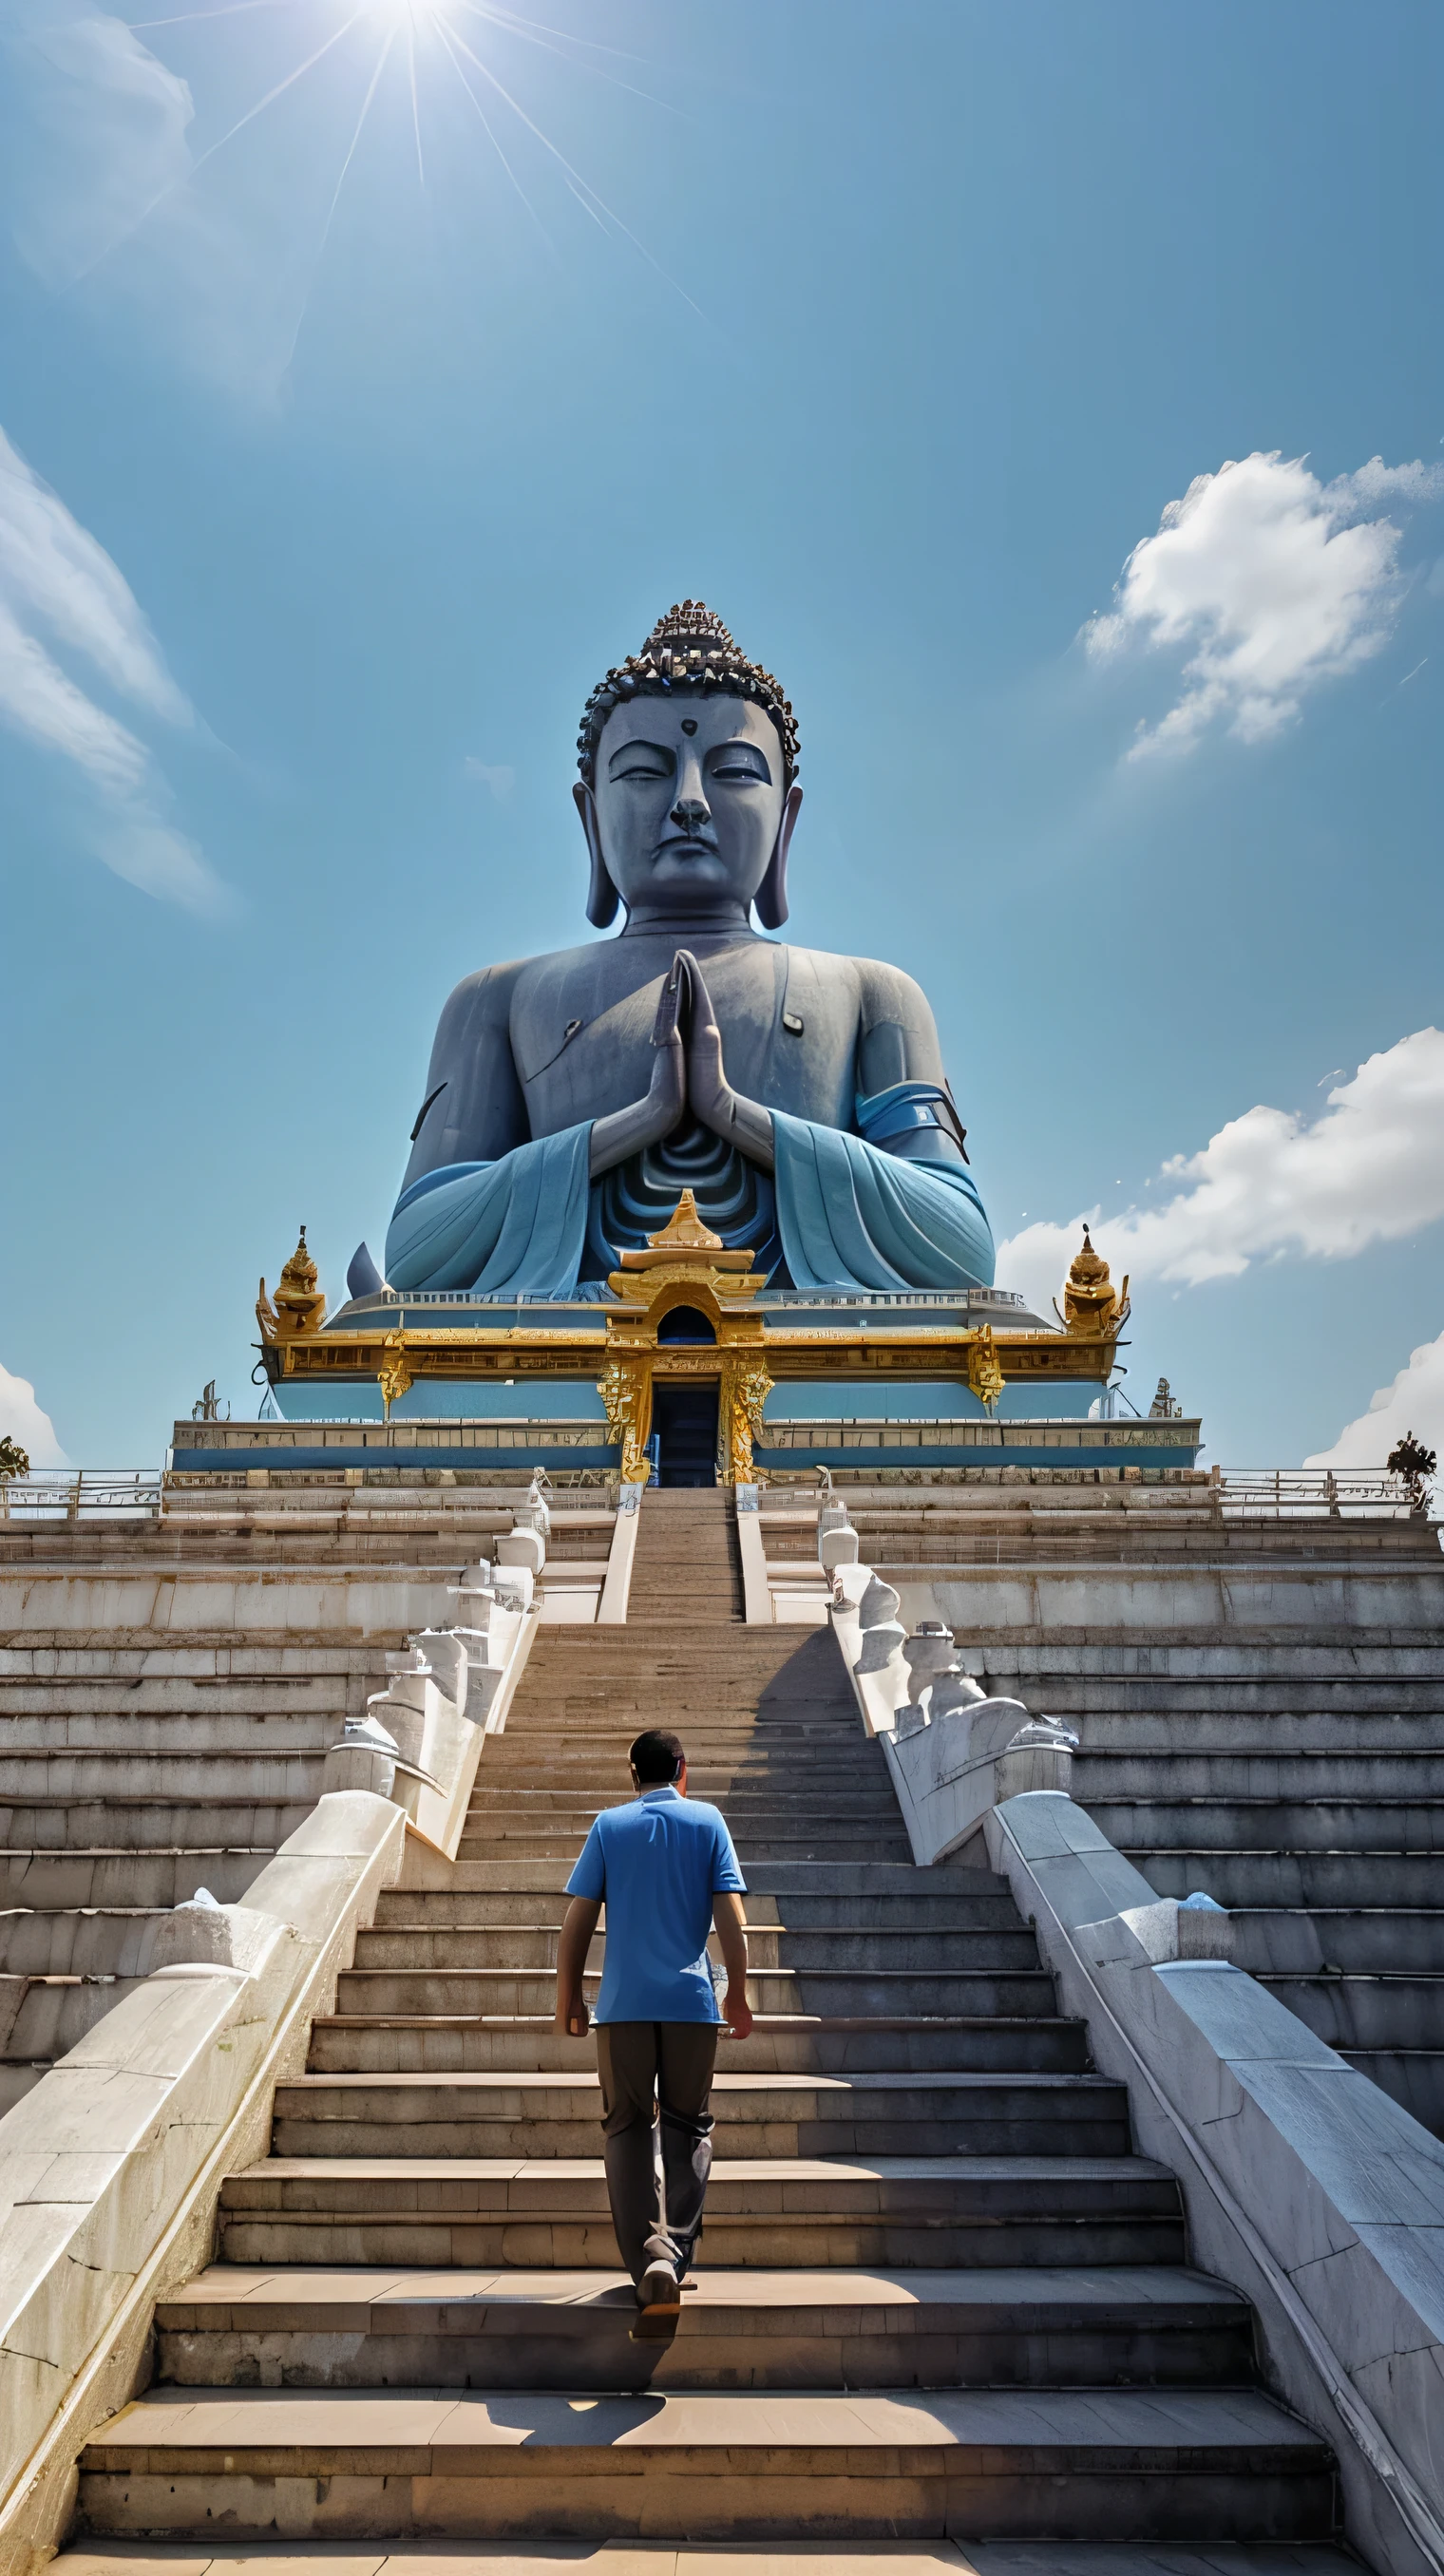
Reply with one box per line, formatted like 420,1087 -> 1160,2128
566,1787 -> 746,2024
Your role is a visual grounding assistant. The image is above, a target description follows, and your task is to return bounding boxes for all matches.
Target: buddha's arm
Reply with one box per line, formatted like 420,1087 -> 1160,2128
400,965 -> 528,1191
855,962 -> 968,1165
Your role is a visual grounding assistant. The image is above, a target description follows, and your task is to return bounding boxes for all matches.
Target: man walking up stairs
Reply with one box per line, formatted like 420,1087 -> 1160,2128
66,1488 -> 1353,2566
556,1722 -> 751,2312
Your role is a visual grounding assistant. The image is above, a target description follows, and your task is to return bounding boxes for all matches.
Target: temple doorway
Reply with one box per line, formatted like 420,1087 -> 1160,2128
651,1378 -> 720,1487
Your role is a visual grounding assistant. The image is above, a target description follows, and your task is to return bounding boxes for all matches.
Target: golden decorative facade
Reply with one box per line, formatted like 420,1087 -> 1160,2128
256,1204 -> 1127,1487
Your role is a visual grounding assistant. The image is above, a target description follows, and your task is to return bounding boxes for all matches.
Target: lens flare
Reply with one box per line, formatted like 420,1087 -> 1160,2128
109,0 -> 696,355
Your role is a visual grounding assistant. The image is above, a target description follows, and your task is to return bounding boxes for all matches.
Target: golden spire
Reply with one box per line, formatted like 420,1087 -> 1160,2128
646,1189 -> 724,1253
1069,1225 -> 1109,1286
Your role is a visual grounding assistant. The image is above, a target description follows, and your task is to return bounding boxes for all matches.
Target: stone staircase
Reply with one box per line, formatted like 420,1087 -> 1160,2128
66,1489 -> 1350,2563
0,1491 -> 617,2102
849,1478 -> 1444,2138
0,1524 -> 466,2107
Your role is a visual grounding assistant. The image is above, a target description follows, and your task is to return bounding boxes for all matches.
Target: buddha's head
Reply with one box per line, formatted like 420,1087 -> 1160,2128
574,602 -> 803,932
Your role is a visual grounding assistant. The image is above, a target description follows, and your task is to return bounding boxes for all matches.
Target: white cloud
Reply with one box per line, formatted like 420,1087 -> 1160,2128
0,1362 -> 68,1469
464,760 -> 516,801
1,0 -> 309,400
0,426 -> 230,914
997,1028 -> 1444,1317
3,2 -> 194,290
1306,1332 -> 1444,1472
1085,450 -> 1444,757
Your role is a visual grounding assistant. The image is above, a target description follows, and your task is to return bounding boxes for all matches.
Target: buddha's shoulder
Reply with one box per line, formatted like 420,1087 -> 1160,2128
784,944 -> 934,1020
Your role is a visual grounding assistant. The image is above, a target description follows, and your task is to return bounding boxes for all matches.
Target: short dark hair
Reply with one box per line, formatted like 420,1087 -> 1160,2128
630,1729 -> 685,1785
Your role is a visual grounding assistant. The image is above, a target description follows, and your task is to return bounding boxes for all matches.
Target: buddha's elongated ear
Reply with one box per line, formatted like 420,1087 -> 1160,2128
574,781 -> 621,930
753,783 -> 804,932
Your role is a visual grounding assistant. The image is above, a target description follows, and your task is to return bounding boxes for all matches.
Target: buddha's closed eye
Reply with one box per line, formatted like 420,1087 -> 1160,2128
710,744 -> 772,785
609,741 -> 675,783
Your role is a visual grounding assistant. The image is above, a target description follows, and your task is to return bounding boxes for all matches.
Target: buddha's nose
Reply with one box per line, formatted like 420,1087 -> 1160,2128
671,794 -> 712,835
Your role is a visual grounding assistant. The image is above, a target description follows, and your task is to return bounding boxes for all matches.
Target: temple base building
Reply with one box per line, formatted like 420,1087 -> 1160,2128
229,1203 -> 1201,1487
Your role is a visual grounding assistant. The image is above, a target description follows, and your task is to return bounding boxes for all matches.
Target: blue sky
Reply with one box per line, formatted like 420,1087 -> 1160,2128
1,0 -> 1441,1469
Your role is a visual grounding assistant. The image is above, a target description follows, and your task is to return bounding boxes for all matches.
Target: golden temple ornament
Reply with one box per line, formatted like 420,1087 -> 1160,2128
256,1226 -> 326,1342
966,1323 -> 1005,1412
1056,1227 -> 1130,1337
377,1335 -> 414,1421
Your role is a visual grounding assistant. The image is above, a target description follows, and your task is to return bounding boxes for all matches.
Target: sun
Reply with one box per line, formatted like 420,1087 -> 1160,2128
115,0 -> 694,350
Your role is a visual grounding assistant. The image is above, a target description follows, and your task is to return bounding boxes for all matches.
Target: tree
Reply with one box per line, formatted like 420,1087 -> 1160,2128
1387,1431 -> 1437,1513
0,1436 -> 29,1481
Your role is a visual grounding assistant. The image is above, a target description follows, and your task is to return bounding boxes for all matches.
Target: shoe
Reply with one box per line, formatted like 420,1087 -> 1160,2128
636,2258 -> 682,2314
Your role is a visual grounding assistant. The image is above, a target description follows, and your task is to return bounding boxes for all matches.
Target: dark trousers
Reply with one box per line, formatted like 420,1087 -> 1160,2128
596,2020 -> 718,2282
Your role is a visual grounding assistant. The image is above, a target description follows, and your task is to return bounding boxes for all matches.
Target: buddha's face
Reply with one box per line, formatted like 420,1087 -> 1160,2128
580,692 -> 794,922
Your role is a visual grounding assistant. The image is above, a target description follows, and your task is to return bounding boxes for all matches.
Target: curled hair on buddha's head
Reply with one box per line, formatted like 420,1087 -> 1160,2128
576,601 -> 800,794
629,1727 -> 686,1786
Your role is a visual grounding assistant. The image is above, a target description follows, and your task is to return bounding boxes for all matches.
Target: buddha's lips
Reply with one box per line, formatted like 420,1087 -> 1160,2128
655,837 -> 719,859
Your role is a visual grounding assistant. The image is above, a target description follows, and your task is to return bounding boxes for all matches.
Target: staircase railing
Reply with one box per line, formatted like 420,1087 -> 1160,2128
0,1463 -> 1427,1524
1214,1468 -> 1418,1519
0,1469 -> 162,1520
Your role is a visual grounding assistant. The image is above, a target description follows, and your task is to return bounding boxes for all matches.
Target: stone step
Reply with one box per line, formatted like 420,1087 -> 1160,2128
1092,1800 -> 1444,1852
445,1861 -> 1005,1897
329,1967 -> 1062,2019
0,1850 -> 271,1907
1074,1752 -> 1444,1797
0,1906 -> 177,1974
456,1833 -> 914,1862
269,2070 -> 1131,2160
0,1803 -> 311,1850
1222,1908 -> 1444,1974
1336,2049 -> 1444,2136
468,1757 -> 879,1781
1072,1710 -> 1444,1750
0,1753 -> 325,1799
351,1925 -> 1042,1969
1124,1850 -> 1444,1907
370,1885 -> 1020,1927
77,2382 -> 1335,2542
0,1710 -> 344,1750
43,2543 -> 1372,2576
462,1788 -> 892,1817
1247,1974 -> 1444,2052
198,2149 -> 1183,2274
155,2261 -> 1255,2391
305,2015 -> 1093,2076
0,1974 -> 147,2062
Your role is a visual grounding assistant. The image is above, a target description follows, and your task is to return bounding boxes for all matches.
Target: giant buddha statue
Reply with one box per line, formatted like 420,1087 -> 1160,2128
381,602 -> 994,1300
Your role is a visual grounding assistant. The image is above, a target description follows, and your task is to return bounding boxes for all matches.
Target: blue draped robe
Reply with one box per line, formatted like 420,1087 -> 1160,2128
384,1081 -> 994,1298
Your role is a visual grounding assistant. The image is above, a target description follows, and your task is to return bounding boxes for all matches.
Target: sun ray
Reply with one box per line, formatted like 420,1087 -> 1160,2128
281,24 -> 396,377
186,6 -> 371,183
438,18 -> 703,317
316,24 -> 396,253
126,0 -> 312,31
407,9 -> 426,187
457,0 -> 685,118
466,0 -> 655,72
433,12 -> 560,266
68,1 -> 370,281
